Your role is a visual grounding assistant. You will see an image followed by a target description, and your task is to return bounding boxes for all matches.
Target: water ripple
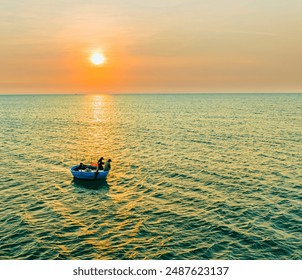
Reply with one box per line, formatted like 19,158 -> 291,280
0,94 -> 301,259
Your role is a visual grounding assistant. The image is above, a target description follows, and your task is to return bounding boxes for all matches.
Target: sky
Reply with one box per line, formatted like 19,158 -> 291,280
0,0 -> 302,94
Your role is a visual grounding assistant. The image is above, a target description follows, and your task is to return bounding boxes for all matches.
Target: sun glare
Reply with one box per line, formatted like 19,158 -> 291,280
90,52 -> 106,65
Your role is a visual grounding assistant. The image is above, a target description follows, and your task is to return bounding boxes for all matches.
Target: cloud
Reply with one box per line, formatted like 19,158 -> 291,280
218,29 -> 280,37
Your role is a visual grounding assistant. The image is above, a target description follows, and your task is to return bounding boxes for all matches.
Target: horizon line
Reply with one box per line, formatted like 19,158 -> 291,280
1,92 -> 302,96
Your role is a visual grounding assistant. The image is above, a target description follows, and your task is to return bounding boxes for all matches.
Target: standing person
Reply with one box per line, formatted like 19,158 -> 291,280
98,157 -> 104,170
104,159 -> 112,171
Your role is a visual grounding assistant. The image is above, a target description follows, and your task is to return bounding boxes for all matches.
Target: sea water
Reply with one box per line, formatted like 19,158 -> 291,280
0,93 -> 301,259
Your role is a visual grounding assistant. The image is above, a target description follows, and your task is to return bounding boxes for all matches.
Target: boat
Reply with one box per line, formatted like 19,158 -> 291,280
70,165 -> 109,180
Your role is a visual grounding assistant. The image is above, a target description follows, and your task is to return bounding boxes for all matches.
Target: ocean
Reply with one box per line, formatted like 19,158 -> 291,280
0,93 -> 301,259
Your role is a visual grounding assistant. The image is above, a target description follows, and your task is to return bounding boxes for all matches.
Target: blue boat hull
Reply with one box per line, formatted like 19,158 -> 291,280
70,165 -> 109,180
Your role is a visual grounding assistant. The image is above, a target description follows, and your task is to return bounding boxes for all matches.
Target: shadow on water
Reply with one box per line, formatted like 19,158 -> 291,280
71,178 -> 110,191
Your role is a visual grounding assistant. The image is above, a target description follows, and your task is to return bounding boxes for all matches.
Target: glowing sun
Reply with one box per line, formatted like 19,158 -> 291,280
90,52 -> 106,65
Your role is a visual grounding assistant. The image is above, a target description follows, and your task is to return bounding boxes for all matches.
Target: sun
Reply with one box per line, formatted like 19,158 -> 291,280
90,52 -> 106,65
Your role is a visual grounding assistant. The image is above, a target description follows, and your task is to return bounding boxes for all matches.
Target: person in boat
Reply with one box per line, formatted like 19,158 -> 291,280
103,159 -> 112,171
77,162 -> 86,170
97,157 -> 104,170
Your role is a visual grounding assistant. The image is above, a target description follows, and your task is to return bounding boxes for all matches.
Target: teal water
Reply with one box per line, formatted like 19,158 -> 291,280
0,94 -> 301,259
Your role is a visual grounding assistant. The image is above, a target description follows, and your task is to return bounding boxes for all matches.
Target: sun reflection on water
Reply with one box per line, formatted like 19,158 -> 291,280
91,95 -> 105,123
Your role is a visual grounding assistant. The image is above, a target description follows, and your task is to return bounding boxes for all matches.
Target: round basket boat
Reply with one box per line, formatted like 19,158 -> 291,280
70,165 -> 109,180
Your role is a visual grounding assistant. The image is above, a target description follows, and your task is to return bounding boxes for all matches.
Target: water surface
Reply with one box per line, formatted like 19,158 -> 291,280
0,94 -> 301,259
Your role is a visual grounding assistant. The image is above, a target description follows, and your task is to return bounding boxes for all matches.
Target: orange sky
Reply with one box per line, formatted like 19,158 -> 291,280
1,0 -> 302,94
